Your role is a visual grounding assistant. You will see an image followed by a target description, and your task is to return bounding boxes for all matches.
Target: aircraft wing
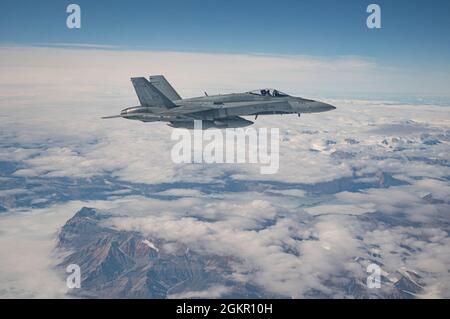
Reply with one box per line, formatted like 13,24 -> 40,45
159,102 -> 223,115
160,100 -> 284,116
102,113 -> 192,122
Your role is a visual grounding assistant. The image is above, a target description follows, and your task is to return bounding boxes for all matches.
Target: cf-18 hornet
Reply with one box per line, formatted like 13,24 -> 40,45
103,75 -> 336,128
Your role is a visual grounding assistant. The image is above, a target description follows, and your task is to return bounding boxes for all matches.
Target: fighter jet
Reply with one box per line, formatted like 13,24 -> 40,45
103,75 -> 336,128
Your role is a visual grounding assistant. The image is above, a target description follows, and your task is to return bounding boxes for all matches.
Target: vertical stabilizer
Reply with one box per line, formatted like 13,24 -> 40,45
149,75 -> 182,101
130,77 -> 176,108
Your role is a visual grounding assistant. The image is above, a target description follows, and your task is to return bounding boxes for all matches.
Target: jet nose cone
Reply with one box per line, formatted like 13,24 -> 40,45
322,103 -> 336,111
310,102 -> 336,113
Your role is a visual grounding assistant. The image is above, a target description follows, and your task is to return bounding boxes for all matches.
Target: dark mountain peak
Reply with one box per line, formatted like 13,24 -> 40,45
422,193 -> 445,204
58,207 -> 114,248
63,206 -> 111,229
71,206 -> 110,221
76,207 -> 98,218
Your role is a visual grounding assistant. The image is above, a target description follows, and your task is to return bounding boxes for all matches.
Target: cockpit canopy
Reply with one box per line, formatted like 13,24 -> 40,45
247,89 -> 290,97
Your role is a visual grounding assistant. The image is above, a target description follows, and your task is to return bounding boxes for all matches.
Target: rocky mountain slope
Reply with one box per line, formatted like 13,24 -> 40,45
57,207 -> 275,298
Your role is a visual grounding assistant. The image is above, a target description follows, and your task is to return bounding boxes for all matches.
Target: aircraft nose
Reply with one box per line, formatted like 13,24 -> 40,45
321,102 -> 336,111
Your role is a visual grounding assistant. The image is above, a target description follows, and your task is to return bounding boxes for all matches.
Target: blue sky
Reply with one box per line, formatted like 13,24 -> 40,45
1,0 -> 449,71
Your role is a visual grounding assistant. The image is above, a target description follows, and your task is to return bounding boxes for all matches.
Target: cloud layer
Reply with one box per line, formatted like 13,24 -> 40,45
0,46 -> 449,298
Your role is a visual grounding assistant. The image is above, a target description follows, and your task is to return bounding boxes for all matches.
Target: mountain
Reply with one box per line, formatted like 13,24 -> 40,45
57,207 -> 276,299
57,207 -> 428,299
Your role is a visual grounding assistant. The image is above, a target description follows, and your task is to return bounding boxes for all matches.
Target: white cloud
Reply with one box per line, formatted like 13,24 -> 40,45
168,285 -> 231,299
0,202 -> 82,298
0,45 -> 449,298
1,46 -> 449,185
304,203 -> 376,216
2,45 -> 448,103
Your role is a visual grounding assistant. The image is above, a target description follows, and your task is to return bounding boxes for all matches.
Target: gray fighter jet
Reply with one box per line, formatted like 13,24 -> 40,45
103,75 -> 336,128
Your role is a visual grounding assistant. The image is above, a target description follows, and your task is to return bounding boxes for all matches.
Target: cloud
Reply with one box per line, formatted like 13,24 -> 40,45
168,285 -> 232,299
103,189 -> 449,297
1,45 -> 444,103
0,202 -> 82,298
336,179 -> 450,223
1,45 -> 449,186
2,185 -> 447,298
304,203 -> 376,216
363,226 -> 450,297
0,45 -> 449,298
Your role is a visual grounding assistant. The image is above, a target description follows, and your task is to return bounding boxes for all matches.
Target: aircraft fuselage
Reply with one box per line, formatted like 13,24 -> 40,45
121,92 -> 335,126
103,76 -> 336,128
